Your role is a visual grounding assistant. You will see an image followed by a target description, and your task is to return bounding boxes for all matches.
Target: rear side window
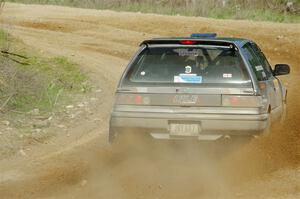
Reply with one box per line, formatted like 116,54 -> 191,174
242,43 -> 270,81
251,43 -> 273,78
123,46 -> 251,86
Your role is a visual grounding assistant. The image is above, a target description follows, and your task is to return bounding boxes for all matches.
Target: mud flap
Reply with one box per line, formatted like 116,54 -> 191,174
108,117 -> 117,144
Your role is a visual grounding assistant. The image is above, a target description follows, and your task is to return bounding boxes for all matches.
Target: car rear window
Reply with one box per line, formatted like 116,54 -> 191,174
123,46 -> 251,86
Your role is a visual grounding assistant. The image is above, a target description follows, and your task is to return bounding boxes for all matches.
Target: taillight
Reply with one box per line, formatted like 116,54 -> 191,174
134,95 -> 143,104
116,94 -> 150,105
180,40 -> 197,45
222,95 -> 263,107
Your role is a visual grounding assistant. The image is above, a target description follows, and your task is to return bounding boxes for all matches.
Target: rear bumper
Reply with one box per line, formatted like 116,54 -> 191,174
109,111 -> 269,142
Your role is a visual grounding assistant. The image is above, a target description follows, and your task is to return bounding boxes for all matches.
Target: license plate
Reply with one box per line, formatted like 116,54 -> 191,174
169,123 -> 201,137
173,95 -> 199,105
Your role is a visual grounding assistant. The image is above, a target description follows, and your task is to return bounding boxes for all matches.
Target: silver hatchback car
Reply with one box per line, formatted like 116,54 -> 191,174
109,33 -> 290,143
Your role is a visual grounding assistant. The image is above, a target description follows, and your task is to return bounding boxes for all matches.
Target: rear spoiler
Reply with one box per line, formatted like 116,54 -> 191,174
140,39 -> 235,48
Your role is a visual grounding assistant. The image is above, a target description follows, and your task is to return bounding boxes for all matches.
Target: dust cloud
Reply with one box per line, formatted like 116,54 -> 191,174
0,3 -> 299,199
2,127 -> 298,199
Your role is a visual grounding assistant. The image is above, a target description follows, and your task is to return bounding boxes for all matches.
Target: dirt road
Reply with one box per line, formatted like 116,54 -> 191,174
0,3 -> 299,199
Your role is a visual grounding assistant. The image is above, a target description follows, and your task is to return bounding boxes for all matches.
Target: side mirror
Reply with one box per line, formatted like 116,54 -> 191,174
273,64 -> 290,76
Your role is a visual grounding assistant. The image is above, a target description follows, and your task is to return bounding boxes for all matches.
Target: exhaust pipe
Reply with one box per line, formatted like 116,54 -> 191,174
224,135 -> 231,140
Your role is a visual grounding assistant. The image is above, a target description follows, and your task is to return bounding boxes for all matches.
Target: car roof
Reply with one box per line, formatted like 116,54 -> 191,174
141,35 -> 252,48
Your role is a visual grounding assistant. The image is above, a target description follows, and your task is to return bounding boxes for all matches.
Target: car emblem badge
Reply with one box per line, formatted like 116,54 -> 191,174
185,66 -> 192,74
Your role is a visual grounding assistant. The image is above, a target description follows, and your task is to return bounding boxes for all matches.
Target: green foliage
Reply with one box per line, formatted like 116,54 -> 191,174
0,29 -> 5,43
0,29 -> 8,49
0,30 -> 89,113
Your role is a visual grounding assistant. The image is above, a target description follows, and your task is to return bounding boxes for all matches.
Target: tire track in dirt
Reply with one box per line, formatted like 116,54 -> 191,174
0,3 -> 299,199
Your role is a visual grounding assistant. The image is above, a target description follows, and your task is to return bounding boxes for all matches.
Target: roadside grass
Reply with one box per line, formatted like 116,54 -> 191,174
0,28 -> 91,158
6,0 -> 300,23
111,3 -> 300,23
9,56 -> 89,112
0,28 -> 8,48
0,29 -> 89,114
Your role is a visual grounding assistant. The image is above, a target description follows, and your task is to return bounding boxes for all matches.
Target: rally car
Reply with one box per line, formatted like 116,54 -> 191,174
109,33 -> 290,143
